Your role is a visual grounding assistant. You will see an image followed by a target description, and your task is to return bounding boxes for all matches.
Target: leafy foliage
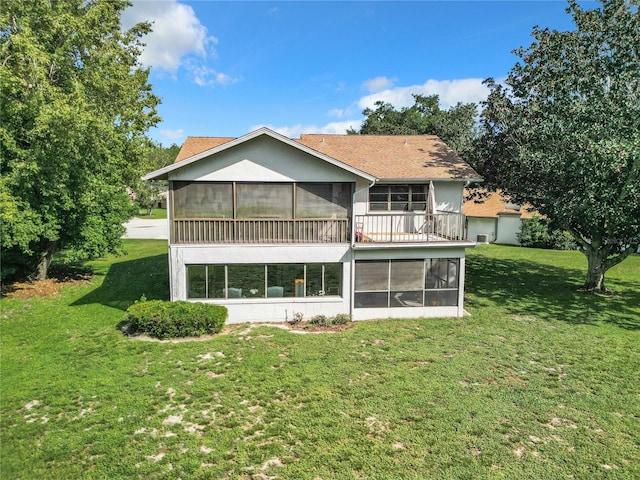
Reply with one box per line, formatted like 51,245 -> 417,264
124,300 -> 227,339
0,0 -> 160,280
350,94 -> 477,154
518,217 -> 577,251
474,0 -> 640,291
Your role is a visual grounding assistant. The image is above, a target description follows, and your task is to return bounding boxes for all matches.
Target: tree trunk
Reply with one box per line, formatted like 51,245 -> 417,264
582,246 -> 606,291
35,242 -> 57,281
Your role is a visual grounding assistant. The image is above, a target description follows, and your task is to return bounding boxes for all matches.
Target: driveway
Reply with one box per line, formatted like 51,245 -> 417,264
123,218 -> 169,240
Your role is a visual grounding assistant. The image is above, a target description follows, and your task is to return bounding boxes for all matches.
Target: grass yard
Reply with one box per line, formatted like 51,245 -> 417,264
135,208 -> 167,220
1,241 -> 639,479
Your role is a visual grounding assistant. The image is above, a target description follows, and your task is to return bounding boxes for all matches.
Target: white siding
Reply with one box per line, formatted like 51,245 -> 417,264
169,135 -> 360,183
496,214 -> 523,245
466,217 -> 497,243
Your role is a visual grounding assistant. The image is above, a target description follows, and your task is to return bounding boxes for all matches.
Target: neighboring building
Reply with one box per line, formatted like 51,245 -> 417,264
143,128 -> 481,324
464,190 -> 535,245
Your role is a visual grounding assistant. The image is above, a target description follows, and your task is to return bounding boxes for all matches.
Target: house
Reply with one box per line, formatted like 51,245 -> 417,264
143,128 -> 481,324
464,190 -> 535,245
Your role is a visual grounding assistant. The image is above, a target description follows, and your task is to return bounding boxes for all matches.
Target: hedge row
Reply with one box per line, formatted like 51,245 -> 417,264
124,300 -> 227,339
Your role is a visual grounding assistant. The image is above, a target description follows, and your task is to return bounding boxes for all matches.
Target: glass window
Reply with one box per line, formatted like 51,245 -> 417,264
173,182 -> 232,218
207,265 -> 225,299
324,264 -> 342,296
390,185 -> 410,211
187,265 -> 207,299
267,264 -> 304,297
355,260 -> 389,291
306,264 -> 323,296
227,264 -> 264,298
296,183 -> 351,219
369,185 -> 389,211
237,184 -> 292,218
187,263 -> 342,299
369,184 -> 429,212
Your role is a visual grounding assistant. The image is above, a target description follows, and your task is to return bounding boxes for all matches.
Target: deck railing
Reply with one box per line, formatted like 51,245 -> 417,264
172,218 -> 349,244
354,212 -> 465,243
172,212 -> 465,245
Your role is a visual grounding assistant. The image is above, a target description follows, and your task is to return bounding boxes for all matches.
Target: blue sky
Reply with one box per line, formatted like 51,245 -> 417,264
121,1 -> 590,146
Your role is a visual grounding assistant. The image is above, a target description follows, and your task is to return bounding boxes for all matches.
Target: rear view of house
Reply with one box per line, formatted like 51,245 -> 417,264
143,128 -> 481,323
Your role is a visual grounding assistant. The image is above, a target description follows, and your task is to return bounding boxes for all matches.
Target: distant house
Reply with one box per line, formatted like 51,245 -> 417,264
143,128 -> 482,324
464,190 -> 536,245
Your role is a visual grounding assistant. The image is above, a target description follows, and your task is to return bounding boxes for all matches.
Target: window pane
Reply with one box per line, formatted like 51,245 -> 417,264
355,261 -> 389,291
306,264 -> 323,296
411,185 -> 427,210
390,260 -> 424,290
425,290 -> 458,306
296,183 -> 350,218
173,182 -> 232,218
370,202 -> 388,211
237,184 -> 292,218
187,265 -> 207,299
267,264 -> 304,297
227,264 -> 264,298
324,263 -> 342,296
390,291 -> 424,307
355,291 -> 388,308
207,265 -> 225,299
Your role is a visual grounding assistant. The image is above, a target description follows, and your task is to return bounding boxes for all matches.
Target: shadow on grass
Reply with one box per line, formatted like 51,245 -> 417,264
72,254 -> 169,311
465,254 -> 640,330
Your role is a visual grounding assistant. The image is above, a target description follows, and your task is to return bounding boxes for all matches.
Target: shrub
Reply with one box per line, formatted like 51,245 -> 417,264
518,216 -> 577,250
124,300 -> 227,339
288,311 -> 304,325
332,313 -> 352,325
309,314 -> 329,327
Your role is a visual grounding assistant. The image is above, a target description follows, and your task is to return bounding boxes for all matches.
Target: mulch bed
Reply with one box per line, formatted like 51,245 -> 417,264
2,268 -> 92,299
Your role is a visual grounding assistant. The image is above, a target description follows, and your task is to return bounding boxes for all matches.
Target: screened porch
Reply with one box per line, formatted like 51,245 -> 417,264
171,181 -> 352,244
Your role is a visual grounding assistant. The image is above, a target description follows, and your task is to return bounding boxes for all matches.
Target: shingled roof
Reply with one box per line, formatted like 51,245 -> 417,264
174,137 -> 235,162
170,130 -> 480,181
296,134 -> 481,181
464,190 -> 536,219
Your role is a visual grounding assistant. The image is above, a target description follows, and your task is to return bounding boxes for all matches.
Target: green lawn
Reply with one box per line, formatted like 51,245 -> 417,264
134,208 -> 167,220
1,242 -> 639,479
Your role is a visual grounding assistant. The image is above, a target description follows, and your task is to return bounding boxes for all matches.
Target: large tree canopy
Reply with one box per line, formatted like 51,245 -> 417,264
1,0 -> 160,280
475,0 -> 639,291
350,94 -> 477,154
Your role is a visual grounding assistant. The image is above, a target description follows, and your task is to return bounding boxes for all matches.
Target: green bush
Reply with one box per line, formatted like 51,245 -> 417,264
332,313 -> 352,325
124,300 -> 227,339
518,216 -> 577,250
309,314 -> 329,327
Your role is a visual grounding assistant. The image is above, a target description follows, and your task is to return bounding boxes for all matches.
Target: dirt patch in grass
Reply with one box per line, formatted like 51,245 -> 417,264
2,267 -> 91,299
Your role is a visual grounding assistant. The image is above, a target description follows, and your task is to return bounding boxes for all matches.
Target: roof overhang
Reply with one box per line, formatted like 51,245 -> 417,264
376,177 -> 483,184
142,127 -> 377,182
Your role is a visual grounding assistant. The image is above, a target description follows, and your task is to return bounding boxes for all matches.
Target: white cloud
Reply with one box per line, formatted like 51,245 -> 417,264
188,63 -> 242,87
122,1 -> 214,73
160,128 -> 185,140
358,78 -> 490,110
362,76 -> 397,93
250,121 -> 361,138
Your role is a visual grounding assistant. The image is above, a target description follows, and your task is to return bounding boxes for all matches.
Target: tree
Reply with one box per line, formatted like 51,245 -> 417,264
132,143 -> 179,215
1,0 -> 160,281
474,0 -> 639,292
349,94 -> 477,154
